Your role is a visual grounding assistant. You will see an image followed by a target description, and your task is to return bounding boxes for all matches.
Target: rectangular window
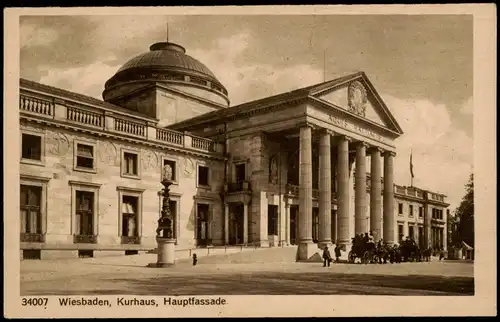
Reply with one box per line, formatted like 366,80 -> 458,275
163,159 -> 177,181
398,203 -> 403,215
20,185 -> 42,234
21,134 -> 42,161
123,152 -> 138,176
398,224 -> 404,242
235,163 -> 246,182
268,205 -> 278,236
75,191 -> 94,236
121,195 -> 138,237
409,205 -> 414,217
76,144 -> 94,169
419,207 -> 423,218
198,165 -> 210,186
409,225 -> 415,240
196,203 -> 210,245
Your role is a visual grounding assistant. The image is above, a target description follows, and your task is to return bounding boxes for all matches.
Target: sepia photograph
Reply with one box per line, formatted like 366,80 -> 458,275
4,5 -> 497,318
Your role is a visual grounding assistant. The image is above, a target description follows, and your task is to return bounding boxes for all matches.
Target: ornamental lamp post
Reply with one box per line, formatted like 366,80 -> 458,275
148,164 -> 176,267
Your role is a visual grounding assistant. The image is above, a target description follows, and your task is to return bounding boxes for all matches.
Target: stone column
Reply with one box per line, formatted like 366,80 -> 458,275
383,151 -> 395,245
243,203 -> 249,245
318,130 -> 332,247
285,203 -> 291,246
337,135 -> 351,247
370,147 -> 383,242
224,203 -> 229,245
297,125 -> 315,260
355,142 -> 368,235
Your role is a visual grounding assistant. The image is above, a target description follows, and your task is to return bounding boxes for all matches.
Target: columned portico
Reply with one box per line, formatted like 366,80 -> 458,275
383,151 -> 396,244
370,147 -> 383,241
336,135 -> 351,248
318,130 -> 332,248
296,125 -> 316,260
355,142 -> 368,235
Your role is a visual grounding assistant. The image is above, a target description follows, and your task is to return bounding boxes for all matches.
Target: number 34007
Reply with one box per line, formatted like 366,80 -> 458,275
22,298 -> 48,306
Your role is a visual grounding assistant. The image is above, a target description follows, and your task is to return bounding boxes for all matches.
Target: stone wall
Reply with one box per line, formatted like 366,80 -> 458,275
20,121 -> 225,252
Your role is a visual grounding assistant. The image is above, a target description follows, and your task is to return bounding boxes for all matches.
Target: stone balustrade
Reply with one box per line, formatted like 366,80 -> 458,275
20,95 -> 54,117
19,93 -> 222,155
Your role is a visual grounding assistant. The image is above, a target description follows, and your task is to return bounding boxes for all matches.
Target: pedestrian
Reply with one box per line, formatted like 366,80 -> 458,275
439,248 -> 445,261
192,253 -> 198,266
322,246 -> 332,267
334,244 -> 341,262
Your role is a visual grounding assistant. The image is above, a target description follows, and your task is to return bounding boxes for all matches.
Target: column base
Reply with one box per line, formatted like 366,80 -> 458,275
318,240 -> 333,249
296,242 -> 322,262
148,237 -> 176,268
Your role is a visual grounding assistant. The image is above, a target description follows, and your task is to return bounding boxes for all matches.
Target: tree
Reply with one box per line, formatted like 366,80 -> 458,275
455,173 -> 474,247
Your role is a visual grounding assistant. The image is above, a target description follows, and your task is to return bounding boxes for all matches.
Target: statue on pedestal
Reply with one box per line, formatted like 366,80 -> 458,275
156,164 -> 174,238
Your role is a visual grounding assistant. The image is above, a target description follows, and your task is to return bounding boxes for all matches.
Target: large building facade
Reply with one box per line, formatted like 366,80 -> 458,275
19,41 -> 449,260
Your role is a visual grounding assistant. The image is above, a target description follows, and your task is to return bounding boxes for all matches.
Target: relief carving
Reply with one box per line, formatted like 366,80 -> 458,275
142,150 -> 159,171
348,81 -> 367,117
99,140 -> 119,166
183,157 -> 195,178
47,132 -> 70,156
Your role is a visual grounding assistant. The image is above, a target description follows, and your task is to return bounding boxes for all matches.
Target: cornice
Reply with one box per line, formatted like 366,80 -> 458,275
20,115 -> 226,161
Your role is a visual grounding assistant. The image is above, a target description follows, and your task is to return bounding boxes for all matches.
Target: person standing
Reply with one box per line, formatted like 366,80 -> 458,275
322,246 -> 332,267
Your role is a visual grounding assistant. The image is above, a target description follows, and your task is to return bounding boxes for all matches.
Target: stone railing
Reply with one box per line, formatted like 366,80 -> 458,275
226,181 -> 251,193
67,106 -> 104,127
20,96 -> 54,117
192,135 -> 215,152
20,233 -> 45,243
157,128 -> 183,146
73,234 -> 97,244
114,117 -> 146,137
19,93 -> 223,156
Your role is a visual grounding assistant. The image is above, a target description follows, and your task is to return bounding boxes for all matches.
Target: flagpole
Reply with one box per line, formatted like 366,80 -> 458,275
410,150 -> 414,187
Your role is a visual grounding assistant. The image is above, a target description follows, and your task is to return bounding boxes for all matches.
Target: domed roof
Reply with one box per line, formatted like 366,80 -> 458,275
116,42 -> 218,80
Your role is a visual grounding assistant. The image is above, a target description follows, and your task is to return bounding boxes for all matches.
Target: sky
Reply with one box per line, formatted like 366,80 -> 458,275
19,14 -> 473,211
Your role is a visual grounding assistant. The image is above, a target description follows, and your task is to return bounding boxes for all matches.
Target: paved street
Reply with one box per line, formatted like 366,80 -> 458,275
20,249 -> 474,296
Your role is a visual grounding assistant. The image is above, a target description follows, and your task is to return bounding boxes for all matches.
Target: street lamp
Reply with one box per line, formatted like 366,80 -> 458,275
148,163 -> 176,267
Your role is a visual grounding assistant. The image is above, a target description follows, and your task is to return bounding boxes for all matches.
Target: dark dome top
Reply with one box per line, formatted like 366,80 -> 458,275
103,41 -> 229,104
116,42 -> 218,81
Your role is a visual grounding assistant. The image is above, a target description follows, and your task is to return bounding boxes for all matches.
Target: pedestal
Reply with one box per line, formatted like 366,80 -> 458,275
148,237 -> 176,268
296,242 -> 321,262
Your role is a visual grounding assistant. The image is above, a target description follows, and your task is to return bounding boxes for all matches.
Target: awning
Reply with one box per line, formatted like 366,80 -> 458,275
462,241 -> 473,250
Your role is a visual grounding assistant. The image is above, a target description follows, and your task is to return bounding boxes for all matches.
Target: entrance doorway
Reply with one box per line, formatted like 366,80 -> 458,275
289,205 -> 298,245
196,203 -> 210,247
229,203 -> 244,245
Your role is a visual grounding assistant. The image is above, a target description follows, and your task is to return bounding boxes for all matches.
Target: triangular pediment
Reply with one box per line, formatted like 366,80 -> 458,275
309,72 -> 403,135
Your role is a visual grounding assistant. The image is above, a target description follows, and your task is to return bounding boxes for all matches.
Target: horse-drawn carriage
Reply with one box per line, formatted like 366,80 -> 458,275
348,235 -> 379,264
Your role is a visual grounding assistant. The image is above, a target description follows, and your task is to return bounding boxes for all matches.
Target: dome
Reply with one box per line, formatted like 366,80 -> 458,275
116,42 -> 217,80
103,41 -> 228,102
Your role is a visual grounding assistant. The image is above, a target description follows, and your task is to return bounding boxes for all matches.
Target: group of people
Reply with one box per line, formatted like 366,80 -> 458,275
321,232 -> 445,266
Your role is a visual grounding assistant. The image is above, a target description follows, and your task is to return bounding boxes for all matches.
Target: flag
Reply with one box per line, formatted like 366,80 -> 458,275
410,150 -> 414,178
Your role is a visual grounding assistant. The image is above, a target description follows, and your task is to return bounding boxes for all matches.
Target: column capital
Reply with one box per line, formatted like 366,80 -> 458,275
298,121 -> 315,129
355,141 -> 369,149
369,146 -> 384,154
318,128 -> 336,136
383,150 -> 397,158
337,135 -> 353,143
